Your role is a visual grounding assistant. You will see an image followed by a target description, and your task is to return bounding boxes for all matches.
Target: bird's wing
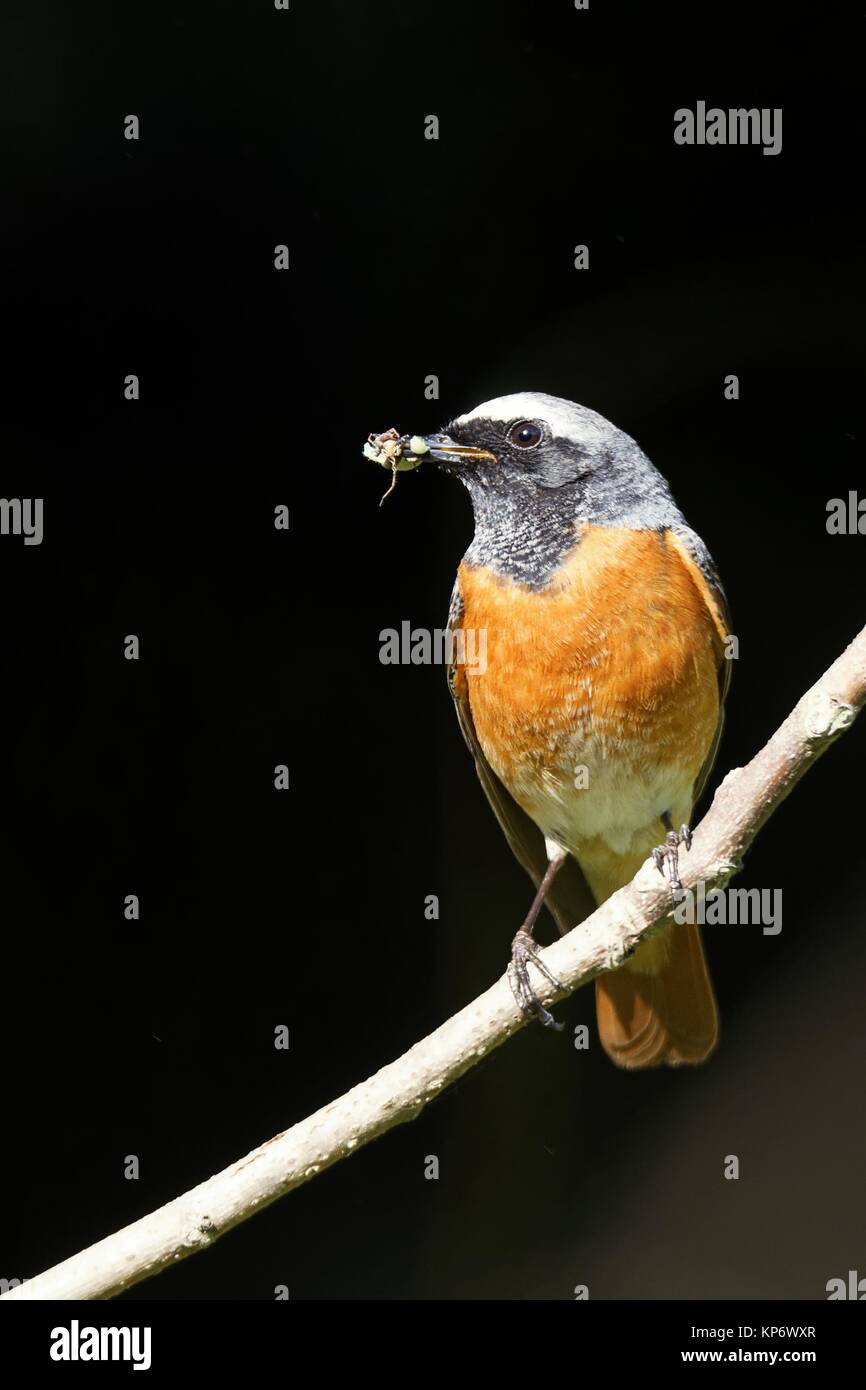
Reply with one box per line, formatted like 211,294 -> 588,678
666,525 -> 733,807
446,579 -> 597,937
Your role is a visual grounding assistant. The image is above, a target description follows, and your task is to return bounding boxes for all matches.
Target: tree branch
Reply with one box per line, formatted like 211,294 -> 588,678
4,623 -> 865,1301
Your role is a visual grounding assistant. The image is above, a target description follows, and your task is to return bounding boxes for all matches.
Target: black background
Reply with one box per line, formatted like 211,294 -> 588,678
1,0 -> 864,1301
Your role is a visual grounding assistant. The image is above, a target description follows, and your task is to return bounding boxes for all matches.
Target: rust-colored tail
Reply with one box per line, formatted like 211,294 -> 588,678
595,922 -> 718,1069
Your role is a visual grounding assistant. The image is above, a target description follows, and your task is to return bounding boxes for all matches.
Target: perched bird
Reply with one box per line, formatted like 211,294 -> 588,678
419,392 -> 731,1068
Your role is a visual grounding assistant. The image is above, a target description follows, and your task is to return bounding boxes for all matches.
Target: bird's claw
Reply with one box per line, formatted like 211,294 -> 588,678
652,822 -> 692,898
507,928 -> 565,1031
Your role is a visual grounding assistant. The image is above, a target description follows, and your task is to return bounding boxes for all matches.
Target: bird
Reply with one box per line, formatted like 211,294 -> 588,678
418,392 -> 731,1069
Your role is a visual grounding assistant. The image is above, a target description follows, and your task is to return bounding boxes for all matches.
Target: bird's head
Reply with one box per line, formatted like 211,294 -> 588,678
419,392 -> 680,584
422,391 -> 623,496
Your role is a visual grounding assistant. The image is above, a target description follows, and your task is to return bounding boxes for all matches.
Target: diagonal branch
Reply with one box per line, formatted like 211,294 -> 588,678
4,623 -> 865,1301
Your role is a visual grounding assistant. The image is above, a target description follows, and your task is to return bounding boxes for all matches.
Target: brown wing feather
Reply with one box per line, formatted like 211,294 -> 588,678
666,528 -> 733,806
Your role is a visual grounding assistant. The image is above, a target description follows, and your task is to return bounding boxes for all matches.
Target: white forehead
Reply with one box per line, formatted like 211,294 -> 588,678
454,392 -> 613,446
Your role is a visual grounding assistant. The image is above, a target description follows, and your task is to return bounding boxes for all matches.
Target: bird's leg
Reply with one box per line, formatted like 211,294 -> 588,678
652,810 -> 692,897
508,853 -> 567,1031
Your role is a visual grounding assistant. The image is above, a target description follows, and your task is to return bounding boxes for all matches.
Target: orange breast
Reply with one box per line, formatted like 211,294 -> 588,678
456,526 -> 725,799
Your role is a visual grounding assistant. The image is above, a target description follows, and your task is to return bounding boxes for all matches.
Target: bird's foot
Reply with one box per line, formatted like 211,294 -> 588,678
507,928 -> 564,1031
652,821 -> 692,898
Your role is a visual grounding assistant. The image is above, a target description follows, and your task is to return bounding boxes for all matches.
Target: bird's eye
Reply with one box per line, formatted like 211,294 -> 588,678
508,420 -> 543,449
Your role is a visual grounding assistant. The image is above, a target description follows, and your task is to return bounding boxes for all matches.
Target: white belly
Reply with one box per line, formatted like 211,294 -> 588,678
507,728 -> 696,858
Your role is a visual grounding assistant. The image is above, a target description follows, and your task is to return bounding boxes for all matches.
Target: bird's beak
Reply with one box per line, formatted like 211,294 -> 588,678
418,433 -> 497,465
